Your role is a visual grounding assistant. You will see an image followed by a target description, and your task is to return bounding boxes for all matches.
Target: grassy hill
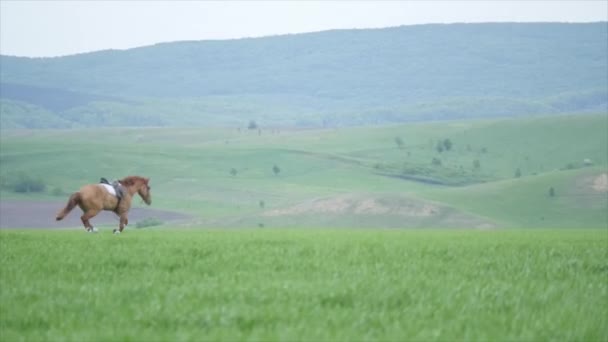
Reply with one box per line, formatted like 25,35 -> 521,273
1,23 -> 607,128
1,113 -> 606,228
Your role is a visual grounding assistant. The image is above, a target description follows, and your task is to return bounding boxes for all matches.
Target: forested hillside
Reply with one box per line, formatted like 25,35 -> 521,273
1,23 -> 606,128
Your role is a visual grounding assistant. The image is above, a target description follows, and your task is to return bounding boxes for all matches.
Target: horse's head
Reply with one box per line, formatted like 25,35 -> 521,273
120,176 -> 152,205
138,178 -> 152,205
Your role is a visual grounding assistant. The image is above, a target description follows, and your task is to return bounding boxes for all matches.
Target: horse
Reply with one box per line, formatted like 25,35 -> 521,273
56,176 -> 152,234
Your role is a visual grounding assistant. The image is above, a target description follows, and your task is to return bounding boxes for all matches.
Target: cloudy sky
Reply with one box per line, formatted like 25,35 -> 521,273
1,1 -> 606,57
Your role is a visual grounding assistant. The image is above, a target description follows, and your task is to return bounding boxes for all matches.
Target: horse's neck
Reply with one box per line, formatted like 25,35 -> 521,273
123,185 -> 139,197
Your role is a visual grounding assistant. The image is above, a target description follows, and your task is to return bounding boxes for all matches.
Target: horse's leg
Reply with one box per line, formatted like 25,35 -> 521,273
81,209 -> 100,232
113,213 -> 128,234
119,213 -> 128,232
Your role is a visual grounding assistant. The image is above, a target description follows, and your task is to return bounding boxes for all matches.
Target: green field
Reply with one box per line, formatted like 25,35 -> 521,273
1,113 -> 606,228
1,113 -> 607,340
1,229 -> 607,341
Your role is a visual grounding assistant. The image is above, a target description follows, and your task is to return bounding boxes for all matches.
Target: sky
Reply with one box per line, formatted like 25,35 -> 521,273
1,1 -> 607,57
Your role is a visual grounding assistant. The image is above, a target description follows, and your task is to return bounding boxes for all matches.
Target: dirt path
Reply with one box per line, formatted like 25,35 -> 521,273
593,173 -> 608,192
0,200 -> 191,229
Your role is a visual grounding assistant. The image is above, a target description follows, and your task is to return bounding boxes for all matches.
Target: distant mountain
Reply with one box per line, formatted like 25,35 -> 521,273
1,22 -> 607,128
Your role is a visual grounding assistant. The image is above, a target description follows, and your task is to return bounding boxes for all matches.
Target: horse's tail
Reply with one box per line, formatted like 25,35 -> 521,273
56,192 -> 81,221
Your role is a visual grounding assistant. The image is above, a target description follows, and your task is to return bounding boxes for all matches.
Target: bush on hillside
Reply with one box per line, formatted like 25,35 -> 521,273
4,173 -> 46,193
273,165 -> 281,176
50,187 -> 66,196
473,159 -> 481,170
395,137 -> 404,149
514,168 -> 522,178
443,138 -> 453,151
436,141 -> 444,153
136,217 -> 164,228
562,162 -> 580,170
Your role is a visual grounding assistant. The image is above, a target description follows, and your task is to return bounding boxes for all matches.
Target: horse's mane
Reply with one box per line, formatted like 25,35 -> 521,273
119,176 -> 147,187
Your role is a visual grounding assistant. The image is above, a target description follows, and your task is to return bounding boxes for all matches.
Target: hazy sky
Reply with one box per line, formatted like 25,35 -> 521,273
1,1 -> 606,57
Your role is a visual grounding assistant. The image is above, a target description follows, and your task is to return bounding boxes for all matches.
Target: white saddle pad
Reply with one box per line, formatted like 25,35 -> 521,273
99,183 -> 117,197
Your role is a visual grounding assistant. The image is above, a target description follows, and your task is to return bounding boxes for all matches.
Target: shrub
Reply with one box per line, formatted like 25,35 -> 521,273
436,141 -> 444,153
473,159 -> 481,170
443,138 -> 453,151
136,217 -> 164,228
394,137 -> 404,149
50,187 -> 65,196
514,168 -> 522,178
10,174 -> 46,193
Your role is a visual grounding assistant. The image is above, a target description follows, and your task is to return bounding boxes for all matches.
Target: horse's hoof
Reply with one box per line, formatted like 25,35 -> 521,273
91,227 -> 98,233
113,229 -> 121,235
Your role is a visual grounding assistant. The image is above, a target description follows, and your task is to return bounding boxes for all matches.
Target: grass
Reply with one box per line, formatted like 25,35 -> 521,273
421,166 -> 608,228
1,113 -> 606,228
1,229 -> 607,341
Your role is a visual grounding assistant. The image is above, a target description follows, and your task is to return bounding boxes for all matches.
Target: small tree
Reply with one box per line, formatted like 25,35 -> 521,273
473,159 -> 481,170
431,157 -> 442,166
443,138 -> 453,151
273,165 -> 281,176
259,200 -> 265,208
230,168 -> 238,177
549,187 -> 556,197
248,120 -> 258,130
436,141 -> 444,153
514,168 -> 522,178
395,137 -> 404,149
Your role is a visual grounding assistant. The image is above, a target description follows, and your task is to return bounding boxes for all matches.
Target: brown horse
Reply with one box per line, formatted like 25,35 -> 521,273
56,176 -> 152,234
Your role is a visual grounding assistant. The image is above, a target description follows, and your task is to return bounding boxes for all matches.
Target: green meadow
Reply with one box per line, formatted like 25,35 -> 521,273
1,113 -> 606,228
1,229 -> 607,341
1,113 -> 607,340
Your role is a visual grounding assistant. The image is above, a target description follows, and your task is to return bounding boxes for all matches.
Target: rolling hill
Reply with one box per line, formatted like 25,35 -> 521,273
1,113 -> 606,228
1,22 -> 607,128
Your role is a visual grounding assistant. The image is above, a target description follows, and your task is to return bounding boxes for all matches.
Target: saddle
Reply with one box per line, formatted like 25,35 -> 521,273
99,177 -> 125,199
